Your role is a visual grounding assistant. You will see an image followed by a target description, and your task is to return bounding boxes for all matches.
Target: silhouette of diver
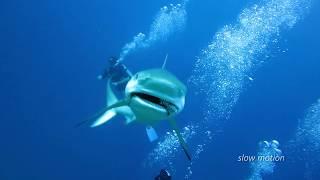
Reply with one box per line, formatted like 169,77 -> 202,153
155,169 -> 171,180
97,57 -> 132,91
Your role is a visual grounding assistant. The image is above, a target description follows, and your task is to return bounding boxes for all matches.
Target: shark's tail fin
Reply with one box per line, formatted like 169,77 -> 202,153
168,118 -> 192,161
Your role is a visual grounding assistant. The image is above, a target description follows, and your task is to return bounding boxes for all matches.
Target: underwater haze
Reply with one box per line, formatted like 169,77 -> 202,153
1,0 -> 320,179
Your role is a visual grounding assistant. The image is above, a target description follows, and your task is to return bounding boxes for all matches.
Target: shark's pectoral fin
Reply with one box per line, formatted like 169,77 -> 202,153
90,109 -> 116,127
90,80 -> 136,127
146,126 -> 158,142
115,106 -> 136,125
76,98 -> 130,128
125,115 -> 135,125
168,118 -> 192,161
90,99 -> 130,127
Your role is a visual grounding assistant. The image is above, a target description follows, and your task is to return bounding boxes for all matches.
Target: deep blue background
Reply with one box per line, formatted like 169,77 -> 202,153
1,0 -> 320,179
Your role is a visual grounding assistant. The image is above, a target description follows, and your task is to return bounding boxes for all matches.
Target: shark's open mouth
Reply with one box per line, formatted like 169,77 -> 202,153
131,92 -> 178,115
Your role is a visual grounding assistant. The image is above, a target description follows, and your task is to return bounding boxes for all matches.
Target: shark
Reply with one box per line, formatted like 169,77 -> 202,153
82,58 -> 191,161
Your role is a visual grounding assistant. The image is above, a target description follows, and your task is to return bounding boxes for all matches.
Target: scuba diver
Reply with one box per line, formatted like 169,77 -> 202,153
154,169 -> 172,180
97,57 -> 132,91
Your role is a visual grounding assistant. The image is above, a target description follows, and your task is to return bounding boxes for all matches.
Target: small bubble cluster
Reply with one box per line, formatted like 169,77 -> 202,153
145,124 -> 196,167
248,140 -> 282,180
119,33 -> 146,61
148,3 -> 186,42
295,99 -> 320,156
288,99 -> 320,177
119,1 -> 189,61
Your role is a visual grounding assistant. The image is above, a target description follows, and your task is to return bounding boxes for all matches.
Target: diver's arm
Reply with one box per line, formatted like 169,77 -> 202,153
121,64 -> 133,77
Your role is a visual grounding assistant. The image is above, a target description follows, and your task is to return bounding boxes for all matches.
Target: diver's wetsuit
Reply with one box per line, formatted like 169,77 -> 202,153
100,61 -> 132,91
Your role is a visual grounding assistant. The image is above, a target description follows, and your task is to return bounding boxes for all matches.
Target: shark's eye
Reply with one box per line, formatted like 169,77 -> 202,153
135,74 -> 139,79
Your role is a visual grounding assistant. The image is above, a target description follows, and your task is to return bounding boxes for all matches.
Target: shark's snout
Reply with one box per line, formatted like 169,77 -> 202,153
125,69 -> 186,121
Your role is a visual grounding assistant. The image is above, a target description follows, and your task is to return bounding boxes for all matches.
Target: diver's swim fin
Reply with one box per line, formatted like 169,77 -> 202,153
146,126 -> 158,142
168,118 -> 192,161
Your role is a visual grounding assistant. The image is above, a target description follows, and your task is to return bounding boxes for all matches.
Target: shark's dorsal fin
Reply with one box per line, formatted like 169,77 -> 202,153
162,54 -> 168,69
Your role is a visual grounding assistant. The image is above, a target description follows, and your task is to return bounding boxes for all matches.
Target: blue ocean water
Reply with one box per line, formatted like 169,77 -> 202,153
1,0 -> 320,179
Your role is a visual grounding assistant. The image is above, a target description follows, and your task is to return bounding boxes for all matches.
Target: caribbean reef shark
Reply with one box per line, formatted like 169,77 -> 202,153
81,61 -> 191,160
